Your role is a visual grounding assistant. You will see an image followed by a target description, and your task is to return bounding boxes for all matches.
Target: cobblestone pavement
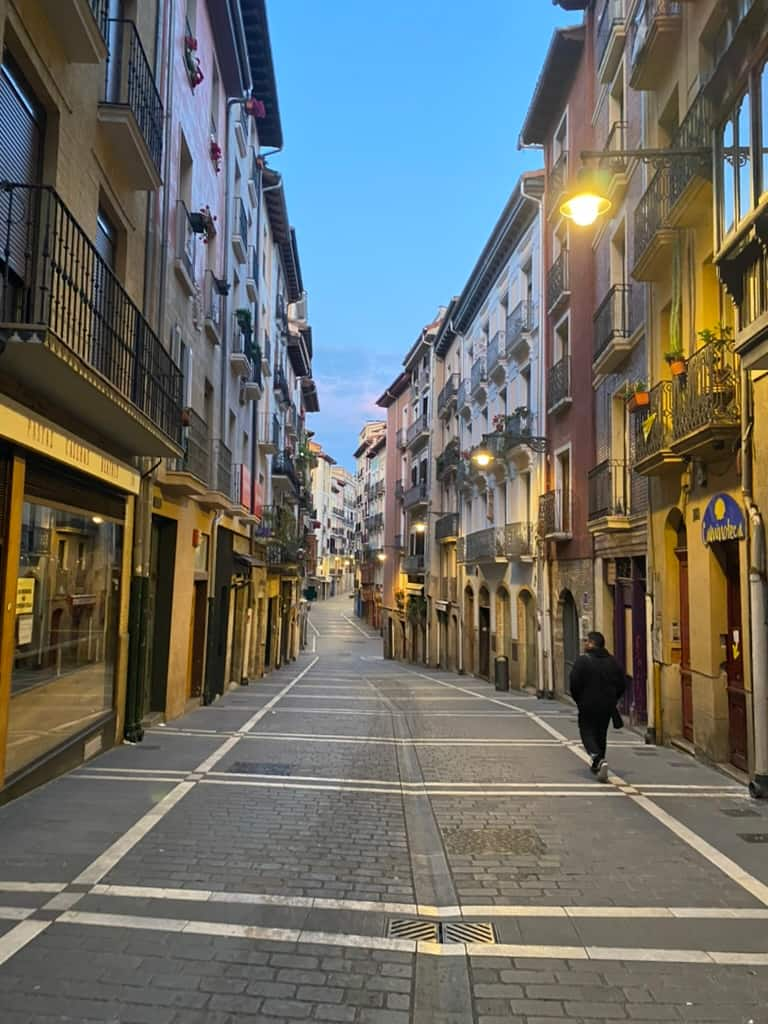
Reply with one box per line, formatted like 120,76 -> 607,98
2,595 -> 768,1023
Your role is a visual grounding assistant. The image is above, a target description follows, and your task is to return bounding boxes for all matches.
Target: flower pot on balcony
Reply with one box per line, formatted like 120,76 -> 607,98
628,391 -> 650,413
669,360 -> 687,377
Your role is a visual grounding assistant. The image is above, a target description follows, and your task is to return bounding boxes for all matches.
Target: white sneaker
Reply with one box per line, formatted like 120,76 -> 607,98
597,760 -> 609,783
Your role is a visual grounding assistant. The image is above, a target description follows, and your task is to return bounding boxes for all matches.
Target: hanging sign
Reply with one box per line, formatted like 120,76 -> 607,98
16,578 -> 35,614
702,493 -> 746,545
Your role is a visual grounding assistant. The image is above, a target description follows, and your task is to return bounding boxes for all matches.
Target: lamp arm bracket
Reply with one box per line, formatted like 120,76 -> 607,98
580,147 -> 710,167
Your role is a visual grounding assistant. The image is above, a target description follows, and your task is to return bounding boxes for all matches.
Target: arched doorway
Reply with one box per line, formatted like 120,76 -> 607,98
463,586 -> 475,675
518,590 -> 538,690
673,519 -> 693,742
449,612 -> 459,673
562,590 -> 579,691
495,587 -> 511,662
478,586 -> 491,679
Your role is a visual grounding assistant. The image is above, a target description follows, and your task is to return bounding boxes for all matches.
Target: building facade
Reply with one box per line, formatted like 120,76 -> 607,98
353,421 -> 386,627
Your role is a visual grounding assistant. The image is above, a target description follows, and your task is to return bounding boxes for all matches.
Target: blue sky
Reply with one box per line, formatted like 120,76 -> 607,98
266,2 -> 581,471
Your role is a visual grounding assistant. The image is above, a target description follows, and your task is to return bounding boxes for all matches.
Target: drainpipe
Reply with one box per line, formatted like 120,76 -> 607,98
741,367 -> 768,797
520,172 -> 553,698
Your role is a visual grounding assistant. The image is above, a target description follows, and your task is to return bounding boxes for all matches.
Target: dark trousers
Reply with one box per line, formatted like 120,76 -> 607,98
578,708 -> 611,763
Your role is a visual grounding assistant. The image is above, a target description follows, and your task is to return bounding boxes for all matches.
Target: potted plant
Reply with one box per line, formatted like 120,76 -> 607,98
624,379 -> 650,413
665,350 -> 687,377
235,307 -> 252,332
209,137 -> 223,173
189,205 -> 217,243
492,413 -> 506,433
699,324 -> 735,403
184,35 -> 204,90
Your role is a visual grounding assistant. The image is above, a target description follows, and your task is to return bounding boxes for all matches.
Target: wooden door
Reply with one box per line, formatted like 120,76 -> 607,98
677,549 -> 693,742
479,605 -> 491,679
725,542 -> 748,771
189,581 -> 207,699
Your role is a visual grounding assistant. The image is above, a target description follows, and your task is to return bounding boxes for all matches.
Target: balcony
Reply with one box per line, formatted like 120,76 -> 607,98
365,512 -> 384,531
246,246 -> 258,301
262,334 -> 272,375
39,0 -> 108,63
547,150 -> 569,217
174,201 -> 196,295
593,285 -> 633,375
199,439 -> 233,510
506,301 -> 536,361
633,168 -> 674,280
231,197 -> 248,263
98,20 -> 162,190
165,409 -> 209,496
457,379 -> 470,416
248,152 -> 260,206
274,365 -> 291,406
440,577 -> 458,604
470,357 -> 487,400
436,438 -> 461,480
258,412 -> 280,454
437,373 -> 459,417
402,554 -> 425,575
547,356 -> 572,414
201,270 -> 223,345
707,0 -> 762,99
670,338 -> 741,458
403,481 -> 429,509
235,102 -> 249,156
435,512 -> 459,542
629,0 -> 682,91
633,381 -> 680,475
395,479 -> 404,501
243,354 -> 263,400
406,412 -> 430,451
539,490 -> 571,541
667,90 -> 713,225
272,451 -> 300,498
487,330 -> 505,380
231,320 -> 253,376
546,250 -> 569,314
588,459 -> 632,532
396,428 -> 406,449
0,185 -> 181,455
597,0 -> 626,83
457,525 -> 532,563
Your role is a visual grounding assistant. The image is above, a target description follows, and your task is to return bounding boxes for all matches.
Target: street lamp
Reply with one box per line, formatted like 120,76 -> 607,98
376,552 -> 386,562
413,521 -> 427,534
472,446 -> 494,469
560,146 -> 710,228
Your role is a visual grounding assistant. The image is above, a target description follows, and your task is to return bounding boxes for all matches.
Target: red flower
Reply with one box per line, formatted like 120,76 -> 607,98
184,35 -> 198,51
245,98 -> 267,119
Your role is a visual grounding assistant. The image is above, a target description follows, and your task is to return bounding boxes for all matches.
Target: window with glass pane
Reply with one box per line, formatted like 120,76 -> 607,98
721,117 -> 736,238
737,92 -> 752,220
6,502 -> 123,778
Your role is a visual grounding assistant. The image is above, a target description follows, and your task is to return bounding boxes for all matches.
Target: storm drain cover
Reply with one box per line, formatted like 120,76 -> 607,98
738,833 -> 768,843
386,919 -> 496,945
443,826 -> 546,856
721,808 -> 759,818
226,762 -> 292,775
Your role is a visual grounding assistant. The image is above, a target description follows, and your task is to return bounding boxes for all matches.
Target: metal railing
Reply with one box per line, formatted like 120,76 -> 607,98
597,0 -> 624,70
593,284 -> 632,362
406,412 -> 429,447
202,270 -> 222,332
603,120 -> 628,170
633,380 -> 674,461
629,0 -> 681,74
395,479 -> 404,500
458,524 -> 532,563
103,20 -> 163,172
169,409 -> 209,482
668,89 -> 713,211
546,250 -> 569,310
506,301 -> 535,354
487,330 -> 504,373
457,379 -> 469,410
437,373 -> 459,415
0,184 -> 182,442
470,356 -> 486,394
435,512 -> 459,541
232,319 -> 254,362
671,338 -> 740,442
440,577 -> 458,603
262,333 -> 271,367
588,459 -> 629,519
539,489 -> 569,537
548,150 -> 568,209
403,481 -> 429,508
90,0 -> 109,36
274,365 -> 290,404
402,554 -> 425,573
272,450 -> 300,492
547,355 -> 571,411
436,439 -> 461,479
212,439 -> 232,499
634,167 -> 669,267
175,200 -> 195,283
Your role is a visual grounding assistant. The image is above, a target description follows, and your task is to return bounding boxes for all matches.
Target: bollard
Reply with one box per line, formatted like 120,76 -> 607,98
494,655 -> 510,692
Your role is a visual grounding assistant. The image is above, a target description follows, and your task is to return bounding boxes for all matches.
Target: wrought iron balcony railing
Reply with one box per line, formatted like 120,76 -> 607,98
435,512 -> 459,541
436,438 -> 461,479
629,0 -> 681,77
457,524 -> 532,563
668,89 -> 713,210
440,577 -> 458,603
168,409 -> 209,483
272,450 -> 300,493
403,481 -> 429,508
634,168 -> 669,268
506,301 -> 536,355
395,479 -> 404,500
402,554 -> 425,574
633,380 -> 674,463
546,250 -> 569,310
487,330 -> 504,373
548,150 -> 568,210
0,184 -> 182,443
274,365 -> 291,404
671,338 -> 740,443
538,489 -> 570,538
588,459 -> 629,520
470,357 -> 486,395
457,379 -> 469,411
593,285 -> 632,362
547,356 -> 571,412
406,412 -> 430,447
102,20 -> 163,173
212,439 -> 233,499
437,373 -> 459,416
597,0 -> 625,71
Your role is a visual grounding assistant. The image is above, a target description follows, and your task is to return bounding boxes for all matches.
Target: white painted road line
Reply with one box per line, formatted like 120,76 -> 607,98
0,882 -> 66,894
0,920 -> 52,969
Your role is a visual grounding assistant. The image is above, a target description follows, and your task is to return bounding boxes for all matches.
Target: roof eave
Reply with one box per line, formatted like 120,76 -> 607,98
519,26 -> 585,146
240,0 -> 283,149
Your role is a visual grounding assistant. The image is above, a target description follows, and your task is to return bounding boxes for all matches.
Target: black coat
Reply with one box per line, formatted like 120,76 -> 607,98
569,647 -> 626,714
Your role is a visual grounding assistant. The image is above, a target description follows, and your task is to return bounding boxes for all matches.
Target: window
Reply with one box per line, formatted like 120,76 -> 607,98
210,64 -> 220,138
556,449 -> 571,534
719,89 -> 754,240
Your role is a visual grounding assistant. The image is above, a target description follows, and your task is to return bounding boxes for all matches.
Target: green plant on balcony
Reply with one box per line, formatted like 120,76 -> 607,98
184,35 -> 204,90
622,378 -> 649,413
395,589 -> 405,612
406,594 -> 427,624
698,323 -> 736,401
235,307 -> 252,331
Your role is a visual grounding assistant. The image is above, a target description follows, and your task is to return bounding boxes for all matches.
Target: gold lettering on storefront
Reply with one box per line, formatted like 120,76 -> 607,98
100,456 -> 119,480
26,419 -> 54,450
65,439 -> 90,467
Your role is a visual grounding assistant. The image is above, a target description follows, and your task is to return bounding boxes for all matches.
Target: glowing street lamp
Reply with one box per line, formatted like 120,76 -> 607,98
376,552 -> 386,563
413,521 -> 427,534
472,446 -> 494,469
559,168 -> 612,227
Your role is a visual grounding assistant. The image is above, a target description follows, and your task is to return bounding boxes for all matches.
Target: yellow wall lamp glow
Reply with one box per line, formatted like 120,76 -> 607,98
559,168 -> 612,227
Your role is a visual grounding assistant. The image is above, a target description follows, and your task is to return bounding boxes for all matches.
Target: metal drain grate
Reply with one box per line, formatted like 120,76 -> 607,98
443,826 -> 545,856
738,833 -> 768,843
386,919 -> 496,945
226,762 -> 292,775
387,919 -> 439,942
721,808 -> 759,818
442,921 -> 496,945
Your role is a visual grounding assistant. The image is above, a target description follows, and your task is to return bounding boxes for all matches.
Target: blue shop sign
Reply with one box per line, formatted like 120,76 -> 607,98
702,493 -> 746,545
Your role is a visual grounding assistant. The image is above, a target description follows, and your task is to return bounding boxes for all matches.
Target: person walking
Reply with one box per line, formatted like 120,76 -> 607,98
569,631 -> 626,782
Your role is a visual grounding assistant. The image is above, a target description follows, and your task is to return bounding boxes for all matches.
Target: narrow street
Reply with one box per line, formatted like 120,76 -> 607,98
1,596 -> 768,1023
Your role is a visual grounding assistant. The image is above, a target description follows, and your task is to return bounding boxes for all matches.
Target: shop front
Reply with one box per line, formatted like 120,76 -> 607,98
0,400 -> 137,798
